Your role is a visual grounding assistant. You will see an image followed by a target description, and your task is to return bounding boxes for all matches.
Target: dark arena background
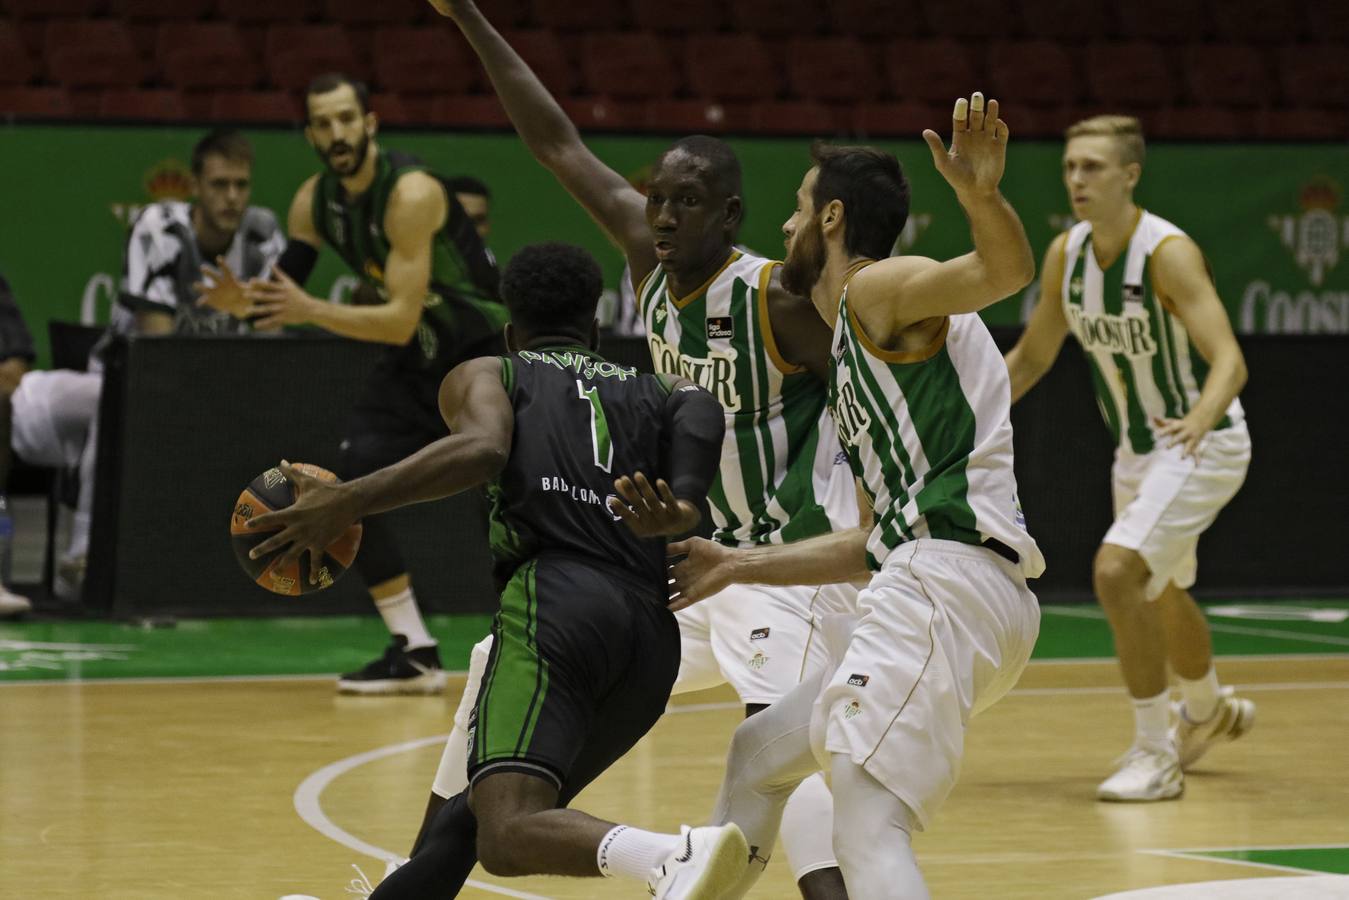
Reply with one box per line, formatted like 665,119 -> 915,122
2,1 -> 1348,898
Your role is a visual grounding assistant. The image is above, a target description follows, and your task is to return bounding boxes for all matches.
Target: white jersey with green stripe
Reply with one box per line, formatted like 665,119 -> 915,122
637,250 -> 851,546
1060,211 -> 1244,454
829,278 -> 1044,578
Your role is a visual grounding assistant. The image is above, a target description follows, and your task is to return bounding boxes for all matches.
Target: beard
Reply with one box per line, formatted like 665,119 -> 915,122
319,131 -> 371,177
781,216 -> 827,298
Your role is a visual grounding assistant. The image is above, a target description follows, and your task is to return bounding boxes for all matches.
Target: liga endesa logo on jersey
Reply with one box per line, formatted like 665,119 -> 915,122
1241,177 -> 1349,334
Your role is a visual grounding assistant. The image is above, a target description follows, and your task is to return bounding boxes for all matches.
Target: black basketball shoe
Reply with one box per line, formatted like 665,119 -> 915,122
338,635 -> 449,695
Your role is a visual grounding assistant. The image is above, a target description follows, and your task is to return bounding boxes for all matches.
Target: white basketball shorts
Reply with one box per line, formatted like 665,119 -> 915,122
1104,421 -> 1251,599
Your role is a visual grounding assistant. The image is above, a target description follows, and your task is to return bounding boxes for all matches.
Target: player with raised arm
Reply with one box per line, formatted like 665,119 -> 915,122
652,94 -> 1044,900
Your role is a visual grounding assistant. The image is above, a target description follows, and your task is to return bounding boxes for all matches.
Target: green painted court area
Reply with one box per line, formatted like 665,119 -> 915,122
1171,847 -> 1349,876
1,599 -> 1346,683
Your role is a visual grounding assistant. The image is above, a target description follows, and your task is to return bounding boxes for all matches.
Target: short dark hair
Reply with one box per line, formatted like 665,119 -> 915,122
501,243 -> 603,338
191,129 -> 253,176
447,175 -> 490,199
659,135 -> 743,199
810,142 -> 910,260
305,72 -> 370,119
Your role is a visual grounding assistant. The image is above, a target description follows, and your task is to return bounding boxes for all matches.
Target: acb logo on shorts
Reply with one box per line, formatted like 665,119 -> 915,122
750,627 -> 770,641
847,673 -> 870,687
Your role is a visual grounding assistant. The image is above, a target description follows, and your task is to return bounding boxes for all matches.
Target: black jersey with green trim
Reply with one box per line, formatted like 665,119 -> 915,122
311,148 -> 508,380
488,346 -> 675,591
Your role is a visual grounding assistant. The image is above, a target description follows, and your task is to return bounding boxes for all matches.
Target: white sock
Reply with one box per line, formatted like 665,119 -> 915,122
1178,665 -> 1221,723
67,511 -> 91,559
374,587 -> 435,650
596,825 -> 681,881
1132,690 -> 1172,750
431,635 -> 493,798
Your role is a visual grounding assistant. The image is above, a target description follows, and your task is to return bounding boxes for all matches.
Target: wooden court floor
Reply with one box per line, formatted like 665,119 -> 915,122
3,653 -> 1348,900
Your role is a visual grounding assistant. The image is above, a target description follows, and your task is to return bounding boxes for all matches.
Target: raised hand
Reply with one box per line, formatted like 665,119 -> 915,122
246,461 -> 360,585
608,471 -> 699,538
193,257 -> 251,319
425,0 -> 472,19
666,536 -> 740,611
922,92 -> 1010,199
245,267 -> 316,330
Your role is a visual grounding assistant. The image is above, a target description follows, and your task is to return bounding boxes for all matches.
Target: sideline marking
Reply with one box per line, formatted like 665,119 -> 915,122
1043,606 -> 1349,648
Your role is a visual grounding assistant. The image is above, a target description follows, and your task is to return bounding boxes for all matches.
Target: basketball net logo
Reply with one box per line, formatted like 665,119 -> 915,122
1269,178 -> 1346,287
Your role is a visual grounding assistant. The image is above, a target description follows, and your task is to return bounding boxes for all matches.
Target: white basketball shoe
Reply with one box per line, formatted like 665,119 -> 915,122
1097,742 -> 1184,802
1174,687 -> 1256,769
0,583 -> 31,618
648,824 -> 749,899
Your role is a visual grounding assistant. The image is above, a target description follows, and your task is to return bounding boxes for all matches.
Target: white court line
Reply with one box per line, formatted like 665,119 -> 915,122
292,735 -> 556,900
1141,850 -> 1330,877
1042,606 -> 1349,648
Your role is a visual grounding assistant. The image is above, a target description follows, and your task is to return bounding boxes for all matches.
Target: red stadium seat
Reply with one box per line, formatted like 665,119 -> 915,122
324,0 -> 423,26
1306,2 -> 1349,41
157,22 -> 259,90
684,33 -> 779,102
1276,44 -> 1349,107
97,87 -> 188,121
726,0 -> 825,36
1183,44 -> 1273,107
986,40 -> 1080,107
500,30 -> 578,97
1259,106 -> 1349,140
530,0 -> 626,31
1213,0 -> 1304,44
2,0 -> 102,18
1008,103 -> 1093,139
921,0 -> 1011,39
852,100 -> 943,139
630,0 -> 724,33
373,25 -> 478,96
215,0 -> 317,22
1153,105 -> 1242,140
265,24 -> 368,92
748,99 -> 844,135
642,98 -> 751,133
44,20 -> 147,88
579,32 -> 679,100
784,37 -> 877,103
424,94 -> 511,128
209,88 -> 302,123
1085,41 -> 1178,107
111,0 -> 210,19
882,39 -> 979,103
367,91 -> 416,126
560,95 -> 643,130
1018,0 -> 1112,40
0,86 -> 74,117
0,23 -> 35,86
1116,0 -> 1210,42
827,0 -> 926,38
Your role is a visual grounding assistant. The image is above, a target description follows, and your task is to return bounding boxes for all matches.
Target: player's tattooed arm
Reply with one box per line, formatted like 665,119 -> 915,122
1151,236 -> 1248,458
1004,232 -> 1071,403
848,93 -> 1034,340
431,0 -> 655,282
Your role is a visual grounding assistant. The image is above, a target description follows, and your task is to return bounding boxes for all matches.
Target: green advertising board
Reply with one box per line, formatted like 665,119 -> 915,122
2,123 -> 1346,367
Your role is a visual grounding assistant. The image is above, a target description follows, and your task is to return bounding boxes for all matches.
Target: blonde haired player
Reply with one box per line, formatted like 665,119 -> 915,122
1005,115 -> 1254,802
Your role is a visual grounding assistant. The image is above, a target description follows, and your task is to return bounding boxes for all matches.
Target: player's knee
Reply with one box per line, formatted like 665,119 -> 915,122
1093,546 -> 1148,600
474,816 -> 530,876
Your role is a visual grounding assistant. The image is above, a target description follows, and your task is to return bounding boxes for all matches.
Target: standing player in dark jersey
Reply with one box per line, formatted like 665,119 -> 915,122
234,73 -> 507,694
246,243 -> 742,898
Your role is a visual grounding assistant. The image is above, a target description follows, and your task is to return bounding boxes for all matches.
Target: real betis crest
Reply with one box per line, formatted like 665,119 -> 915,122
1268,177 -> 1346,287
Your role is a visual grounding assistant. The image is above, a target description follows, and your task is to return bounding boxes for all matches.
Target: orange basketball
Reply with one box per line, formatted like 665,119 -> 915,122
230,463 -> 362,596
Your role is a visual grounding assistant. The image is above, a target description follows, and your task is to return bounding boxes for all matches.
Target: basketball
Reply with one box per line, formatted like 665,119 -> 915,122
229,463 -> 362,596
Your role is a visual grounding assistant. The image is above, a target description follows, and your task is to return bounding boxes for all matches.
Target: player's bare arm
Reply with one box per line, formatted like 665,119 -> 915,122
667,527 -> 870,611
765,267 -> 834,382
134,309 -> 174,335
1150,235 -> 1248,458
431,0 -> 655,282
247,357 -> 512,574
847,93 -> 1035,344
249,172 -> 443,343
0,357 -> 28,395
1004,232 -> 1072,403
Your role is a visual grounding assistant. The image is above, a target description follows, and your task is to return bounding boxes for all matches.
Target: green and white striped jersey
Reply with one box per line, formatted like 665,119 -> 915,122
1060,211 -> 1243,454
636,250 -> 850,546
829,269 -> 1044,576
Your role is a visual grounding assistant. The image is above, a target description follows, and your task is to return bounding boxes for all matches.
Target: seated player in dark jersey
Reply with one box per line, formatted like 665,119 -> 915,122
245,243 -> 744,898
215,73 -> 508,695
